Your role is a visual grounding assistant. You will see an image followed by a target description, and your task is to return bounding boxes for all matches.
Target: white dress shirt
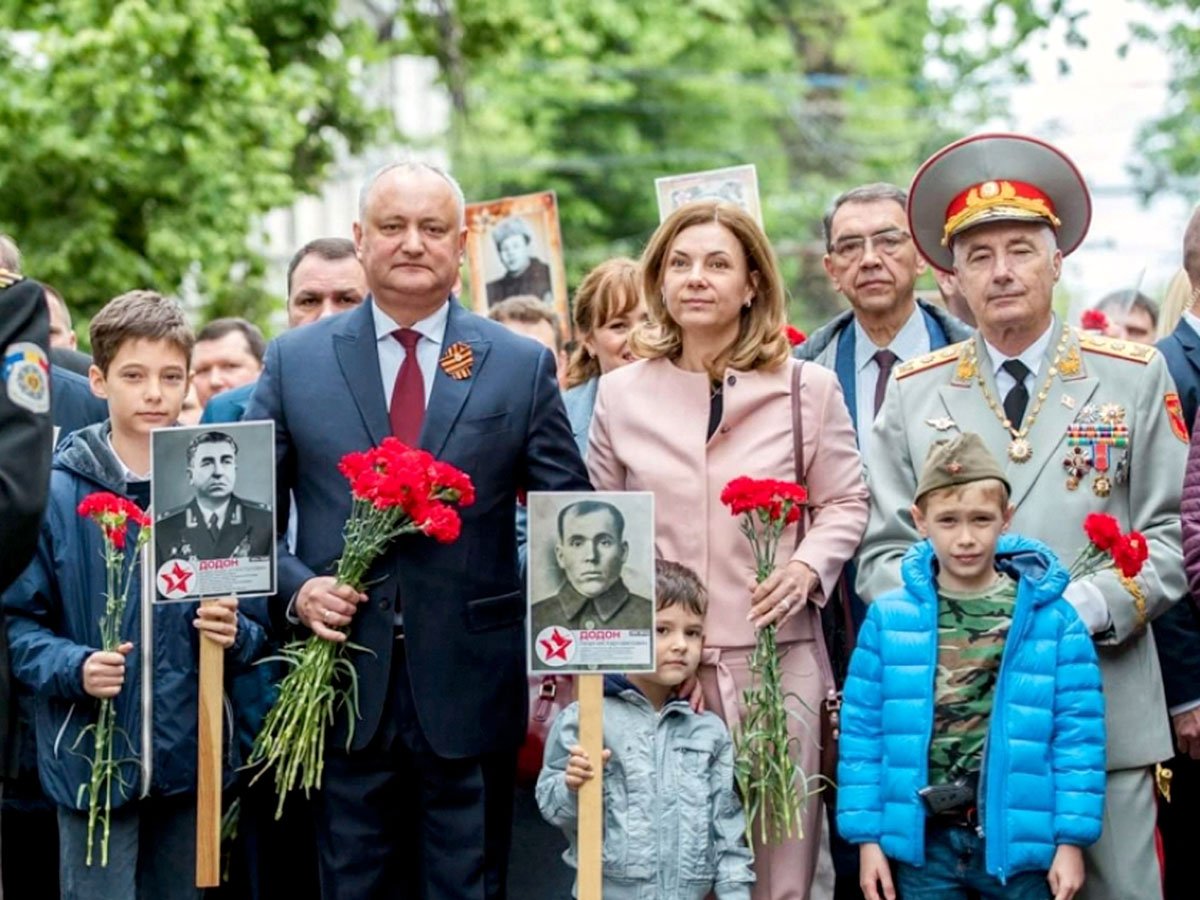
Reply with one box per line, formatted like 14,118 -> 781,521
981,318 -> 1056,397
372,299 -> 450,409
851,306 -> 930,456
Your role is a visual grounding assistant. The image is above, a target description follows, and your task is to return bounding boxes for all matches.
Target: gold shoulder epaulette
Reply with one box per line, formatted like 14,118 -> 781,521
894,341 -> 967,380
1077,330 -> 1156,365
0,268 -> 24,289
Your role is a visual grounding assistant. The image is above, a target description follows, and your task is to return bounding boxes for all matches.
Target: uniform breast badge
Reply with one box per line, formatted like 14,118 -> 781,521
926,417 -> 956,432
1067,403 -> 1129,497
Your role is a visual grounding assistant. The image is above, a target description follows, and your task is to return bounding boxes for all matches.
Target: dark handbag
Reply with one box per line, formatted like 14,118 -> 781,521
516,674 -> 575,786
789,360 -> 842,783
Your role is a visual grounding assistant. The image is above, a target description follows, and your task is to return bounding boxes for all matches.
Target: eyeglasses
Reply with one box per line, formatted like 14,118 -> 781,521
829,229 -> 912,263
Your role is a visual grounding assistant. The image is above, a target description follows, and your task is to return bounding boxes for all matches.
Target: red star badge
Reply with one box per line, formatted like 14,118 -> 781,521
157,560 -> 196,600
539,628 -> 572,662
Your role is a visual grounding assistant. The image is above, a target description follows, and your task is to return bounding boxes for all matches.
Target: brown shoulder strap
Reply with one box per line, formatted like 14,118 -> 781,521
789,361 -> 836,695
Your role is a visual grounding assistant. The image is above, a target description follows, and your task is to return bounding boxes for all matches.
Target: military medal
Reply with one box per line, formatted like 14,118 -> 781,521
971,323 -> 1072,464
1008,438 -> 1032,463
1062,446 -> 1092,490
439,342 -> 474,380
1066,404 -> 1128,498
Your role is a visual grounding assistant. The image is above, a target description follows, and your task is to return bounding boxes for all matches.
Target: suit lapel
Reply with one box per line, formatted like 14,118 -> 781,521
421,300 -> 493,457
333,301 -> 391,446
1174,321 -> 1200,384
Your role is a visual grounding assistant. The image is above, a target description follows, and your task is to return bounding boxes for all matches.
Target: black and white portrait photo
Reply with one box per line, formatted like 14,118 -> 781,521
655,163 -> 762,225
485,215 -> 553,307
465,191 -> 569,332
151,421 -> 276,602
526,491 -> 655,674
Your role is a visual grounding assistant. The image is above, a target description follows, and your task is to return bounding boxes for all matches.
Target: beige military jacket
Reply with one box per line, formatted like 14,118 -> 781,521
856,324 -> 1189,770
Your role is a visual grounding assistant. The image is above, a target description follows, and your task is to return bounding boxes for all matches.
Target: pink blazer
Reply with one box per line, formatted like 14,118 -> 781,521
588,357 -> 868,649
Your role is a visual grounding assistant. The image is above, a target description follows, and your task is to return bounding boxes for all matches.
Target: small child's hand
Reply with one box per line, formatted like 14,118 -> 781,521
194,597 -> 239,649
82,642 -> 133,699
1048,844 -> 1085,900
564,744 -> 611,793
859,843 -> 895,900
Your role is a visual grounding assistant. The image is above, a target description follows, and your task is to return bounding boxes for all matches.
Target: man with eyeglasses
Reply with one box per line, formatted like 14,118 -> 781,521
799,183 -> 972,458
795,182 -> 972,900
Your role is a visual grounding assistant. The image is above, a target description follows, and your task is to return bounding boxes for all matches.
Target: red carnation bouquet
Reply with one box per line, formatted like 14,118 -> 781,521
75,492 -> 152,866
249,438 -> 474,817
720,476 -> 813,845
1069,513 -> 1149,580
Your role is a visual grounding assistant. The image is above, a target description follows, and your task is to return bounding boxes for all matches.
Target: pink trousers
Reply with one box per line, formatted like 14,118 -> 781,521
700,639 -> 829,900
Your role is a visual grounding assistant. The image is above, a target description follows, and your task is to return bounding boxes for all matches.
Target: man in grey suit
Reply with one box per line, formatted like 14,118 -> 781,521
856,133 -> 1188,900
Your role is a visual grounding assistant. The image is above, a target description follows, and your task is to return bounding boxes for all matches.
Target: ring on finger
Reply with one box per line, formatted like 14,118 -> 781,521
776,598 -> 790,614
323,608 -> 332,623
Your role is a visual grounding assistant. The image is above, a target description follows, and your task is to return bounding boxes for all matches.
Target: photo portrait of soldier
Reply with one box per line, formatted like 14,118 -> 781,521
529,497 -> 652,635
485,215 -> 554,307
155,429 -> 273,562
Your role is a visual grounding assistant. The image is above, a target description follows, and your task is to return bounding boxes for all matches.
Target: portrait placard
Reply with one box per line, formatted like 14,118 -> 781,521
150,421 -> 277,603
655,163 -> 762,225
526,491 -> 655,675
464,191 -> 569,332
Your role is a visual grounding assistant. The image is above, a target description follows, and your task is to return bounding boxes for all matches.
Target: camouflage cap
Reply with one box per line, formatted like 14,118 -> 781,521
915,432 -> 1011,504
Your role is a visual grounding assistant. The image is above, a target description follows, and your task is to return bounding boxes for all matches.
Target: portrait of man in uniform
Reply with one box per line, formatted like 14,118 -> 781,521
155,429 -> 273,563
529,497 -> 652,635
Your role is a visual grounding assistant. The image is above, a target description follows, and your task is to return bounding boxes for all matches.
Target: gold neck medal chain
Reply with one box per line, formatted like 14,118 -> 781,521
967,322 -> 1072,463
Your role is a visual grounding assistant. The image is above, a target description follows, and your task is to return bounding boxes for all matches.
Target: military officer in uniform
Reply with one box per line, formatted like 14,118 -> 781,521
156,430 -> 273,561
530,499 -> 652,636
856,133 -> 1187,900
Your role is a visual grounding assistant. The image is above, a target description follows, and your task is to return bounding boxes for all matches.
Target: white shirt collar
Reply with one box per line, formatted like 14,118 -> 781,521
982,318 -> 1057,378
106,432 -> 149,482
372,298 -> 450,347
852,304 -> 927,372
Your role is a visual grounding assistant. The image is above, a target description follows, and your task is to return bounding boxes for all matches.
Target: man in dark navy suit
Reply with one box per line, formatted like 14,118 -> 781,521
1154,203 -> 1200,900
246,162 -> 590,900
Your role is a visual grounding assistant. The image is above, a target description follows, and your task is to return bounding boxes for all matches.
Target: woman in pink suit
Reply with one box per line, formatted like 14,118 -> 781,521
588,201 -> 868,899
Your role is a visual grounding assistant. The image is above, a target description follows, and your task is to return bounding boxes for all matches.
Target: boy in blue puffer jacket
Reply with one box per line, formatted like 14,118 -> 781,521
839,433 -> 1106,900
536,560 -> 755,899
3,291 -> 268,899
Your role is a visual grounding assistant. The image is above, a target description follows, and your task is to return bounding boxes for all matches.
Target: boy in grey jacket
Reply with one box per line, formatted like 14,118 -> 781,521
536,560 -> 755,899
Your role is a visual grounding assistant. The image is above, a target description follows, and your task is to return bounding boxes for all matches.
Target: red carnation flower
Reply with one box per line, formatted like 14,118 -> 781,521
1081,309 -> 1109,332
1111,531 -> 1149,578
1083,513 -> 1122,552
784,325 -> 807,347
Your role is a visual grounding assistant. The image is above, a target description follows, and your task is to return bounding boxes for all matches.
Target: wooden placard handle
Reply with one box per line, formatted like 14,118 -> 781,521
576,673 -> 604,900
195,597 -> 226,887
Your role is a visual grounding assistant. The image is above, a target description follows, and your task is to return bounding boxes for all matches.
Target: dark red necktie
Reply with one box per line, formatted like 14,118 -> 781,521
389,328 -> 425,446
872,349 -> 899,416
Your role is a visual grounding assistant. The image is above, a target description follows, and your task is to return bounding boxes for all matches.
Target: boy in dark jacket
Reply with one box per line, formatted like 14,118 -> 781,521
839,434 -> 1106,900
3,291 -> 267,899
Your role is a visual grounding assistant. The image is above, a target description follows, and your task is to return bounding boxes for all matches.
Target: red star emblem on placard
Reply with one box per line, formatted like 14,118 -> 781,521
157,559 -> 196,601
540,628 -> 572,662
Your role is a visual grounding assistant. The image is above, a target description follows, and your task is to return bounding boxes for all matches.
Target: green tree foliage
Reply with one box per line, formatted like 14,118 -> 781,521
1127,0 -> 1200,197
0,0 -> 377,322
390,0 -> 1090,327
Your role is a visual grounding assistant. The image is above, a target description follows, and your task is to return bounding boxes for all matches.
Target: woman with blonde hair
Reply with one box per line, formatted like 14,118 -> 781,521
588,201 -> 869,898
562,257 -> 647,455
